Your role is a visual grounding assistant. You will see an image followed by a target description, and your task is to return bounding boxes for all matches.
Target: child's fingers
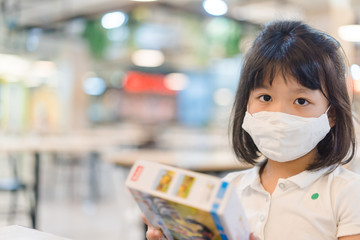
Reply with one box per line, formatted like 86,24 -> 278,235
142,215 -> 167,240
146,227 -> 164,240
249,233 -> 260,240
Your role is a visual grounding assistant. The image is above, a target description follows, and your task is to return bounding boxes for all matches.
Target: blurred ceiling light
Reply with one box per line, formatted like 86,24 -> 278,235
83,77 -> 107,96
0,54 -> 30,78
131,0 -> 157,1
338,25 -> 360,42
164,73 -> 189,91
131,49 -> 165,67
101,11 -> 127,29
33,61 -> 56,78
350,64 -> 360,80
203,0 -> 228,16
213,88 -> 234,106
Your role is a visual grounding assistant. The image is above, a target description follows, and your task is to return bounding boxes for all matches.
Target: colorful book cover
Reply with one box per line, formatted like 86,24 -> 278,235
126,160 -> 250,240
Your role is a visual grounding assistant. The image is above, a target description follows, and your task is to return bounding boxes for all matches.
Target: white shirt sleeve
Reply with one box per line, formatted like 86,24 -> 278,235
334,173 -> 360,237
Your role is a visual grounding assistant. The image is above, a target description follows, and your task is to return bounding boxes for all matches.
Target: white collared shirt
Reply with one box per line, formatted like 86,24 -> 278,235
223,165 -> 360,240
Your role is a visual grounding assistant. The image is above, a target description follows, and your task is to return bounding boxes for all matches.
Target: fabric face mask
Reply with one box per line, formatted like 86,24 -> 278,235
242,109 -> 331,162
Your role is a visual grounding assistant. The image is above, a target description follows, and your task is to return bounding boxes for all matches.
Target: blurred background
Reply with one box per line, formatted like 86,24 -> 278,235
0,0 -> 360,239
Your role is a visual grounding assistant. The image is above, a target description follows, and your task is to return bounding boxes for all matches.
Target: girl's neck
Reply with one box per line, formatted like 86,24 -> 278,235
260,149 -> 316,194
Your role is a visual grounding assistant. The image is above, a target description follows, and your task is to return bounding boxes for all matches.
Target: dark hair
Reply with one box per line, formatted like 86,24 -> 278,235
231,20 -> 356,171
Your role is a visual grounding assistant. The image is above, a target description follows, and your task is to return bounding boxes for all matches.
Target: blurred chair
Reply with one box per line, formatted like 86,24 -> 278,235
0,154 -> 36,228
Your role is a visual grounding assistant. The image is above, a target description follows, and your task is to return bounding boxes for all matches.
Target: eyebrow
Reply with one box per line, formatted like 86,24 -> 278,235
255,85 -> 315,94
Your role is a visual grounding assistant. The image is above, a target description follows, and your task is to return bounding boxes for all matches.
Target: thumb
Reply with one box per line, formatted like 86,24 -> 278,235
249,233 -> 260,240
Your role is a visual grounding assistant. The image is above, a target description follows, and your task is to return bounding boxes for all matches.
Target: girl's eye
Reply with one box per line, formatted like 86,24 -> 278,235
294,98 -> 309,105
259,95 -> 272,102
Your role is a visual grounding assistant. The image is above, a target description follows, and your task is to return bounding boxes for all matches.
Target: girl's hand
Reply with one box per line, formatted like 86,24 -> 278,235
146,226 -> 165,240
142,215 -> 167,240
250,233 -> 260,240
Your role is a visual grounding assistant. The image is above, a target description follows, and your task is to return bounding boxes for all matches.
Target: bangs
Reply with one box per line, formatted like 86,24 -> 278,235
251,52 -> 324,92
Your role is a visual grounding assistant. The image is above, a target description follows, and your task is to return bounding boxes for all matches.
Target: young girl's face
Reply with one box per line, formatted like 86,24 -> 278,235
247,73 -> 330,119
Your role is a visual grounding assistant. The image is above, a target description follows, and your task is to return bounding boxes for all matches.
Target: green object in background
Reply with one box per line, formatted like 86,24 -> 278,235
206,17 -> 242,57
83,19 -> 108,59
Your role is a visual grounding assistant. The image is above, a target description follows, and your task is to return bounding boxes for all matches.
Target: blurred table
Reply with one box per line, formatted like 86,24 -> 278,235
0,225 -> 70,240
0,127 -> 149,228
103,148 -> 252,172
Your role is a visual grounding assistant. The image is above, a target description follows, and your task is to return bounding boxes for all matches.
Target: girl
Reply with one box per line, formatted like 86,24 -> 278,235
145,21 -> 360,240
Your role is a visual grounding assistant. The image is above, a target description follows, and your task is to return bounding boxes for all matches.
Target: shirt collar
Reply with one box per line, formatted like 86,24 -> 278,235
238,164 -> 334,191
286,166 -> 333,189
237,164 -> 263,191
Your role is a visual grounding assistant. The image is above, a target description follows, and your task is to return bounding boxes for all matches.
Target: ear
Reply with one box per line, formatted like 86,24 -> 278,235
327,106 -> 336,128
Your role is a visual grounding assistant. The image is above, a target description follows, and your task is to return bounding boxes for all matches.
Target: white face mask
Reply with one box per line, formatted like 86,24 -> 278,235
242,109 -> 331,162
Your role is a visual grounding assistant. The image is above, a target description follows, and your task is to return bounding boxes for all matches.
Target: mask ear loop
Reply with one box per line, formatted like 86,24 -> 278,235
325,105 -> 335,128
325,105 -> 331,114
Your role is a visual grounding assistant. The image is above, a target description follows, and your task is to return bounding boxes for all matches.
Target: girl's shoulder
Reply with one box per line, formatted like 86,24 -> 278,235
327,167 -> 360,236
327,166 -> 360,186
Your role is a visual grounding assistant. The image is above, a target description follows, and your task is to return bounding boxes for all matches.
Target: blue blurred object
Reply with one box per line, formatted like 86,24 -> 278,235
177,72 -> 213,126
83,77 -> 107,96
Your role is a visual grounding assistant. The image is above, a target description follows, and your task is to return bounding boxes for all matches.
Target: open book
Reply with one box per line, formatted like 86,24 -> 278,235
126,160 -> 250,240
